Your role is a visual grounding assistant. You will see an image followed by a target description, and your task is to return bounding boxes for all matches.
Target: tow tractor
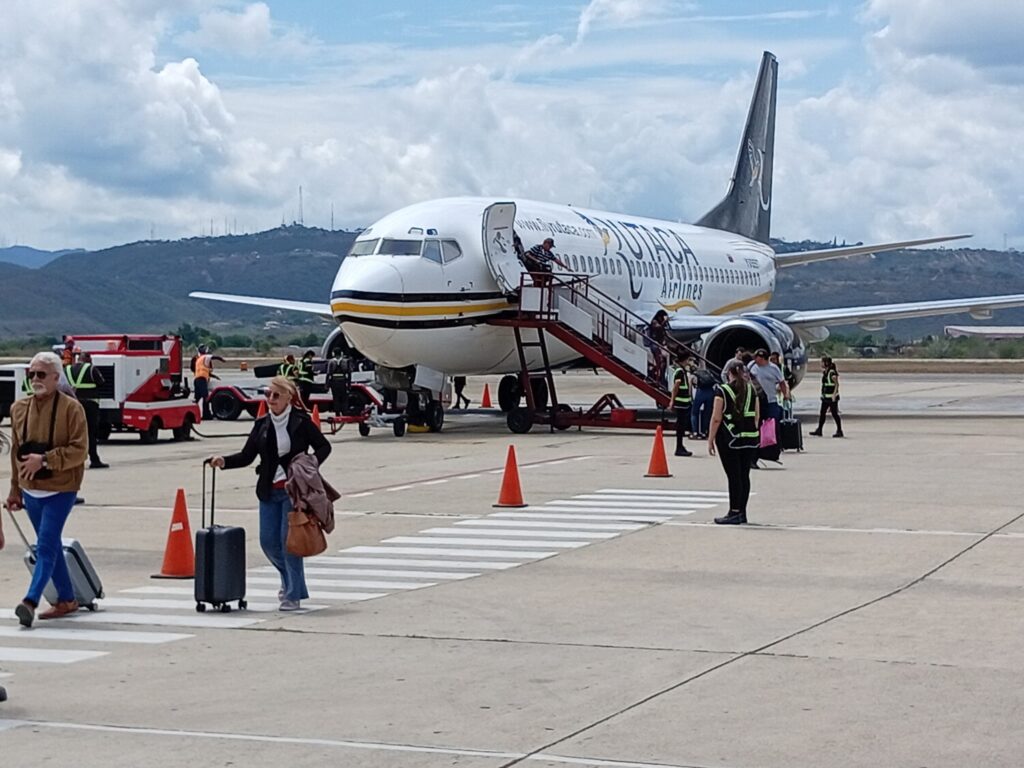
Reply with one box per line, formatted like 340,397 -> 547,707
59,334 -> 199,442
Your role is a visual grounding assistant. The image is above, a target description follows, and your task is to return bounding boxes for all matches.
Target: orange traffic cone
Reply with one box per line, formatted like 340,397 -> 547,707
151,489 -> 195,579
311,404 -> 322,430
256,399 -> 267,418
493,445 -> 527,507
644,425 -> 673,478
481,383 -> 493,409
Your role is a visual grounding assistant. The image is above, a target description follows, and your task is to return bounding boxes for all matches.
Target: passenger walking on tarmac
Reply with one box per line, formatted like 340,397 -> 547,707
747,349 -> 786,423
4,352 -> 89,627
810,355 -> 844,437
297,350 -> 316,409
723,347 -> 747,382
192,345 -> 224,421
690,364 -> 717,439
707,359 -> 760,525
66,352 -> 107,469
671,352 -> 694,456
452,376 -> 471,410
208,376 -> 331,611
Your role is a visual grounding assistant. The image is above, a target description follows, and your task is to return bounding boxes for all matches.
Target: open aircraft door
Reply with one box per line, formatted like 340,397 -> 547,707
482,202 -> 522,293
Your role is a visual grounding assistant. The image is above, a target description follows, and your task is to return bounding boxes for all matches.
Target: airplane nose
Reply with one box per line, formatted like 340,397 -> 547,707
331,258 -> 405,360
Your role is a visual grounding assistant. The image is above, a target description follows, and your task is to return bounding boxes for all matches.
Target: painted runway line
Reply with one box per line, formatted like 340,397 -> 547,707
0,647 -> 109,664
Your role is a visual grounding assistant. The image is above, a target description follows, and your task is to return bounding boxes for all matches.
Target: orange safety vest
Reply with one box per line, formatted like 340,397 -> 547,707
194,354 -> 212,380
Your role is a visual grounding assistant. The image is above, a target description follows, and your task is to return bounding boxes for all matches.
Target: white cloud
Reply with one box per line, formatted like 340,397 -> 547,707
573,0 -> 680,48
177,2 -> 316,59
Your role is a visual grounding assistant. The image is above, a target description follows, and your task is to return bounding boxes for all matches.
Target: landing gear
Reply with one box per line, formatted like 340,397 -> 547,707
425,401 -> 445,432
498,375 -> 521,412
406,392 -> 445,433
530,378 -> 549,411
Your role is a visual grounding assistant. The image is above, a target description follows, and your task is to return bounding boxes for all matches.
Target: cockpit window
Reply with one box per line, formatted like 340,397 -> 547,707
379,238 -> 423,256
441,239 -> 463,263
347,238 -> 379,257
422,239 -> 443,264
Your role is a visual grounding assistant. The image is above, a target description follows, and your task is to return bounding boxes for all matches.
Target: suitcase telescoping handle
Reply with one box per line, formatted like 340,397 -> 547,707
4,504 -> 32,550
202,459 -> 216,528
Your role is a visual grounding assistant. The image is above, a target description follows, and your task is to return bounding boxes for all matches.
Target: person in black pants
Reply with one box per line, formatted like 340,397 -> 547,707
66,353 -> 107,468
707,359 -> 760,525
809,355 -> 843,437
209,376 -> 331,612
671,352 -> 693,456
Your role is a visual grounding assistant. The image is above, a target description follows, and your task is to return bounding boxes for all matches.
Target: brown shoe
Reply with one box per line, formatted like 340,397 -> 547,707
39,600 -> 80,620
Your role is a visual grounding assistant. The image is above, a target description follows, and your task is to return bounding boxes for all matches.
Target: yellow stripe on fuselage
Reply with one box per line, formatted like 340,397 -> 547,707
331,299 -> 512,318
710,291 -> 774,316
660,299 -> 699,312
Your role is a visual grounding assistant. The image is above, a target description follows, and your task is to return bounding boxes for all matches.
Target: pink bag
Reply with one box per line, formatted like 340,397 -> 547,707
759,418 -> 777,448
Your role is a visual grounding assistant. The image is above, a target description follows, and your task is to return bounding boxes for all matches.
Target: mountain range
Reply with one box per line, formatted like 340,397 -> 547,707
1,226 -> 1022,341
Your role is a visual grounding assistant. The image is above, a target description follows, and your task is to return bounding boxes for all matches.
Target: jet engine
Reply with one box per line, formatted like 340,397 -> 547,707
697,316 -> 807,387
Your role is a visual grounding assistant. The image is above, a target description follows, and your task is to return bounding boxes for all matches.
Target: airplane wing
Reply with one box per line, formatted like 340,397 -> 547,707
774,234 -> 972,268
778,294 -> 1024,330
189,291 -> 332,316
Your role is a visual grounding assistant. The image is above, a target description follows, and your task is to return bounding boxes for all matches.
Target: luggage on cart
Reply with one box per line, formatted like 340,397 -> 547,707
8,508 -> 104,611
779,417 -> 803,452
194,462 -> 247,613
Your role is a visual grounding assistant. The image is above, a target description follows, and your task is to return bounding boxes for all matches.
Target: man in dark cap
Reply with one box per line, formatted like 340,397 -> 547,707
523,237 -> 566,285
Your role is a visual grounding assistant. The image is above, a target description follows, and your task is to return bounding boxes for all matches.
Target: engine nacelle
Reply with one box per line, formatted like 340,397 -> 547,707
698,316 -> 807,388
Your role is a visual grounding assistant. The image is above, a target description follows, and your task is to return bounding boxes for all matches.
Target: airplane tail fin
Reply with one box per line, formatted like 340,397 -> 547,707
696,51 -> 778,244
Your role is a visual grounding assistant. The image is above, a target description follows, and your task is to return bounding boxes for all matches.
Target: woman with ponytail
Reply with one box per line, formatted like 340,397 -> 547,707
707,359 -> 760,525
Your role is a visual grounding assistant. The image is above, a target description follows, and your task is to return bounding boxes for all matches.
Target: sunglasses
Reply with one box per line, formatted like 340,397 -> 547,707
267,391 -> 286,401
26,370 -> 52,380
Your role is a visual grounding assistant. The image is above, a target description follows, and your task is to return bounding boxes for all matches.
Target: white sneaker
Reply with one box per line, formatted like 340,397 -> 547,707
279,599 -> 301,611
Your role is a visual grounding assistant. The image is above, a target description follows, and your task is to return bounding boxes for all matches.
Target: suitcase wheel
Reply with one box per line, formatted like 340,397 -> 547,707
196,602 -> 207,613
238,599 -> 248,611
220,604 -> 232,613
85,602 -> 98,612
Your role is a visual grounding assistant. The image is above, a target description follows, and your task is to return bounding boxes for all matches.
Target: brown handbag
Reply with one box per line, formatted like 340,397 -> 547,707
286,510 -> 327,557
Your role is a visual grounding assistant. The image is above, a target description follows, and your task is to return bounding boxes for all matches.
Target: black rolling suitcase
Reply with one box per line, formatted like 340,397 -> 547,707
194,462 -> 247,613
779,418 -> 803,452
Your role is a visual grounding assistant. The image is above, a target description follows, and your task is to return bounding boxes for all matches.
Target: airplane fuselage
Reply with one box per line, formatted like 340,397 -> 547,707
331,197 -> 776,375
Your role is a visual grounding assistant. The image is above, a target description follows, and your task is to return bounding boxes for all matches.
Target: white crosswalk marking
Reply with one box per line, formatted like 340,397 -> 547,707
0,626 -> 191,644
597,488 -> 730,497
0,647 -> 109,664
453,519 -> 643,531
382,536 -> 590,549
490,511 -> 668,523
419,527 -> 617,540
101,597 -> 325,614
257,566 -> 478,580
123,586 -> 387,602
38,612 -> 262,629
343,546 -> 559,559
247,576 -> 436,590
550,500 -> 716,509
310,556 -> 518,570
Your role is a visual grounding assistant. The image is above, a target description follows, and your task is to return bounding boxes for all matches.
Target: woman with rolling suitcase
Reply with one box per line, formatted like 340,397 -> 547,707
209,376 -> 331,611
4,352 -> 89,627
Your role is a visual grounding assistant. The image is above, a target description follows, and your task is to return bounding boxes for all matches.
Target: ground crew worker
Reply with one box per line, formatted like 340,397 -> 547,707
278,354 -> 297,380
707,359 -> 759,525
192,345 -> 224,421
671,352 -> 694,456
810,355 -> 843,437
60,339 -> 75,367
66,353 -> 107,469
326,352 -> 351,416
297,350 -> 316,409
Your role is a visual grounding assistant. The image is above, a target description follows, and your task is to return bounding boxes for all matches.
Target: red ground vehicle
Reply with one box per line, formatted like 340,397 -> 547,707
65,334 -> 201,443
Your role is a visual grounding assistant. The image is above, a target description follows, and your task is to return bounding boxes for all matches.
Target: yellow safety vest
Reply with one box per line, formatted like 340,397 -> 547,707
672,367 -> 692,407
65,363 -> 97,390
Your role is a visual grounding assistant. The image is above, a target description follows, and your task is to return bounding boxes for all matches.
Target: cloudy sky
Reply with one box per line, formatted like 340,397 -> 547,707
1,0 -> 1021,251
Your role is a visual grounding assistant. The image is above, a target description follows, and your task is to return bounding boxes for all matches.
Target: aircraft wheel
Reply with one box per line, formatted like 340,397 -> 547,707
498,375 -> 521,413
507,407 -> 534,434
425,401 -> 445,432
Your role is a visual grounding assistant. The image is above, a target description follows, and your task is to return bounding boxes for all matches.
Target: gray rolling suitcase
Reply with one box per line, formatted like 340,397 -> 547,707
6,508 -> 104,611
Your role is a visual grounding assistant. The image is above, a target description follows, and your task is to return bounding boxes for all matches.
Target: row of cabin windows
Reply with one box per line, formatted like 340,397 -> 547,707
348,236 -> 761,287
562,253 -> 762,287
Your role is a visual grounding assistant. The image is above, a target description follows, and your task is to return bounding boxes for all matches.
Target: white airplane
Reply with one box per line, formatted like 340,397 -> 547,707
192,51 -> 1024,429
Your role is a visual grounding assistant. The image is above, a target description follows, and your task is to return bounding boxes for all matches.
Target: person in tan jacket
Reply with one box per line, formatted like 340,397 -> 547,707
2,351 -> 88,628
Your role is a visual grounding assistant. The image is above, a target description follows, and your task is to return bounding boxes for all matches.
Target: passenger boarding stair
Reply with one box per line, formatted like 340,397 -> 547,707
488,273 -> 713,433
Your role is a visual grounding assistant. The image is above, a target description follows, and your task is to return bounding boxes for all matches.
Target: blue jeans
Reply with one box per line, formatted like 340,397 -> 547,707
258,488 -> 308,601
691,388 -> 714,435
22,491 -> 78,606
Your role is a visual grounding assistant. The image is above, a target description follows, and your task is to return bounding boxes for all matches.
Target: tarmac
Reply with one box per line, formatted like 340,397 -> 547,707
0,371 -> 1021,767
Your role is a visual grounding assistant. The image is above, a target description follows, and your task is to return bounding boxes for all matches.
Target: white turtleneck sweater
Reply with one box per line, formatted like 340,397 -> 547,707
270,406 -> 292,483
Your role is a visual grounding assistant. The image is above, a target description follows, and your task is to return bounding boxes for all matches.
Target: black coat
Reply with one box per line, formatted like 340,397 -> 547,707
222,409 -> 331,501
